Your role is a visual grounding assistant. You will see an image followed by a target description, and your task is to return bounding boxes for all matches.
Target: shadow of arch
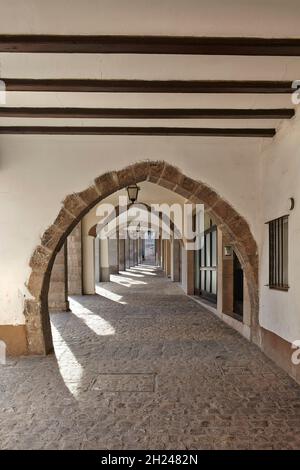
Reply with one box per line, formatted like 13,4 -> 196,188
26,161 -> 258,354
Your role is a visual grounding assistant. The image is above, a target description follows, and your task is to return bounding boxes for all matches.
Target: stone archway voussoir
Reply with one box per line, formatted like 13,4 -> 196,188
53,207 -> 76,233
40,224 -> 64,252
76,185 -> 101,206
147,161 -> 166,183
29,245 -> 53,273
27,271 -> 46,299
62,194 -> 88,218
132,161 -> 150,182
194,185 -> 220,208
94,171 -> 120,197
159,163 -> 183,189
117,166 -> 136,188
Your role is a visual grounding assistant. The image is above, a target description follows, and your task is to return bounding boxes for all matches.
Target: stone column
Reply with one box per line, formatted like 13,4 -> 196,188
137,239 -> 140,265
129,238 -> 135,267
158,236 -> 163,267
156,236 -> 161,266
221,235 -> 234,315
135,239 -> 139,265
136,239 -> 140,264
94,237 -> 100,283
171,239 -> 181,282
125,238 -> 130,269
119,238 -> 126,271
67,222 -> 82,295
109,235 -> 119,274
217,229 -> 223,314
132,239 -> 136,266
82,234 -> 95,294
243,272 -> 251,327
186,248 -> 195,295
162,239 -> 166,273
166,239 -> 171,277
100,237 -> 110,281
138,238 -> 143,264
141,238 -> 145,262
49,242 -> 69,312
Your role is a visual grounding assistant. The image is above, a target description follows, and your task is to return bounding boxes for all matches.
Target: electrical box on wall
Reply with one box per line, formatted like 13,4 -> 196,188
224,245 -> 233,258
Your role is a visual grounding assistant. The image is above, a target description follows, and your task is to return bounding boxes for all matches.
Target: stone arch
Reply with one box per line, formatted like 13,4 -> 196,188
26,161 -> 259,355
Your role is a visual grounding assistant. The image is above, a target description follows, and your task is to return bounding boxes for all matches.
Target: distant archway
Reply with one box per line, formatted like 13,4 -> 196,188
26,161 -> 258,354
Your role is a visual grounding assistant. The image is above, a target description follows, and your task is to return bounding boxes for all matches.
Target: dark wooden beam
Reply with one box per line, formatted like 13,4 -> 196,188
1,35 -> 300,56
0,107 -> 294,119
0,126 -> 276,137
2,79 -> 294,93
0,107 -> 295,119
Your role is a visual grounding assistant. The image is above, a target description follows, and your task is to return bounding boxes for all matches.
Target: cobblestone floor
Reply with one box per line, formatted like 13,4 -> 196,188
1,265 -> 300,449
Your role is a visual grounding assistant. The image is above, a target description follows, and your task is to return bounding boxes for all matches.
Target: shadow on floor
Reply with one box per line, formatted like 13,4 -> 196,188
1,265 -> 300,449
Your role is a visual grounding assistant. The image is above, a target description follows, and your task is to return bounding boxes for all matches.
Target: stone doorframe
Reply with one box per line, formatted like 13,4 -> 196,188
26,161 -> 259,354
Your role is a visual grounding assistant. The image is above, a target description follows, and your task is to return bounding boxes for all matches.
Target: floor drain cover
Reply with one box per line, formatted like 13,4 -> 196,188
91,373 -> 156,392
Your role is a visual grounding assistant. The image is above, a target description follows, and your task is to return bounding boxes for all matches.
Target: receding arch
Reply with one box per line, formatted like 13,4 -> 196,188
25,160 -> 259,354
87,202 -> 182,240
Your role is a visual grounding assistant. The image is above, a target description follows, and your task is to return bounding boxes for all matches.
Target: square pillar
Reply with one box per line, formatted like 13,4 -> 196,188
171,239 -> 181,282
49,242 -> 69,312
100,237 -> 110,281
109,235 -> 119,274
125,238 -> 130,269
119,238 -> 126,271
221,236 -> 234,315
166,239 -> 171,277
156,236 -> 161,267
67,222 -> 82,295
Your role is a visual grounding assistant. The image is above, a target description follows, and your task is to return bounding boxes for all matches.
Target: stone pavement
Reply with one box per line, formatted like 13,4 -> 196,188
1,266 -> 300,449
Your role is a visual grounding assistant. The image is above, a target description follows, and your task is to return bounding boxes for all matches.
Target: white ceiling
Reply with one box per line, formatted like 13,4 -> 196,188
0,0 -> 299,136
0,0 -> 300,37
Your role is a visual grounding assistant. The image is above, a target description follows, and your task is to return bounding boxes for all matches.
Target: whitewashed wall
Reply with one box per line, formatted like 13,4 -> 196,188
0,136 -> 262,324
260,113 -> 300,343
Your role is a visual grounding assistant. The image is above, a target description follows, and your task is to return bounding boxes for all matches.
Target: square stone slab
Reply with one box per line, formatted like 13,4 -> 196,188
91,373 -> 156,392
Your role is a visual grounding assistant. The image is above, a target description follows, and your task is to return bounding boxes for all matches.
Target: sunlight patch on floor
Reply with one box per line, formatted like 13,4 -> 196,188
119,270 -> 145,278
109,275 -> 147,287
69,297 -> 116,335
95,283 -> 127,303
129,269 -> 157,276
52,323 -> 83,398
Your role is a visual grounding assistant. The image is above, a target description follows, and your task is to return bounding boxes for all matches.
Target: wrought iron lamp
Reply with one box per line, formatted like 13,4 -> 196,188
126,184 -> 140,204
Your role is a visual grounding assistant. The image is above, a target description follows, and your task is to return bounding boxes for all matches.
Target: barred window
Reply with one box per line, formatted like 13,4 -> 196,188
268,215 -> 289,290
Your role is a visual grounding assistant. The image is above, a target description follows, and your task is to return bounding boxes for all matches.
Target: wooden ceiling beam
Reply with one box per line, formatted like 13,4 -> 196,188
0,126 -> 276,137
1,79 -> 294,93
1,35 -> 300,56
0,107 -> 294,119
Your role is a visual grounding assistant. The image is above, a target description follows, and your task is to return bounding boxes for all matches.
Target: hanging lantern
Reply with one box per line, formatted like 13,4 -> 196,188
126,184 -> 140,204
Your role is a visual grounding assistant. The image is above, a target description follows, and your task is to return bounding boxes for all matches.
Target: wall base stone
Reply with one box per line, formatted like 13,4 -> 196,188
0,325 -> 28,356
100,267 -> 110,282
261,327 -> 300,385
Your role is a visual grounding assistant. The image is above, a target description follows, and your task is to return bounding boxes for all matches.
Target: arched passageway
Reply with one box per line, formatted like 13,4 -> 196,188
3,266 -> 300,449
26,161 -> 258,354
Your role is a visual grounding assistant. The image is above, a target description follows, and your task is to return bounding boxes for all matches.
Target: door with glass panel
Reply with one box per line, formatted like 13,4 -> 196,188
199,225 -> 217,303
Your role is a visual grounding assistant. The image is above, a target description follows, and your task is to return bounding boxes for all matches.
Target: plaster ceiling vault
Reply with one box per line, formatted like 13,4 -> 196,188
0,1 -> 300,139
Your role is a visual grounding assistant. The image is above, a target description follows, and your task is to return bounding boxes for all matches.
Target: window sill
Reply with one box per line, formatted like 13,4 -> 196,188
267,285 -> 289,292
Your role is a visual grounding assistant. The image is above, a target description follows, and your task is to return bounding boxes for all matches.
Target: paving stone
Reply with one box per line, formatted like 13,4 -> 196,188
1,266 -> 300,449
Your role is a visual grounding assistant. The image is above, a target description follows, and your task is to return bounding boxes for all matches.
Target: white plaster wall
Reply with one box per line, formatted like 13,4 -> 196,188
0,135 -> 262,324
259,113 -> 300,343
1,0 -> 300,37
